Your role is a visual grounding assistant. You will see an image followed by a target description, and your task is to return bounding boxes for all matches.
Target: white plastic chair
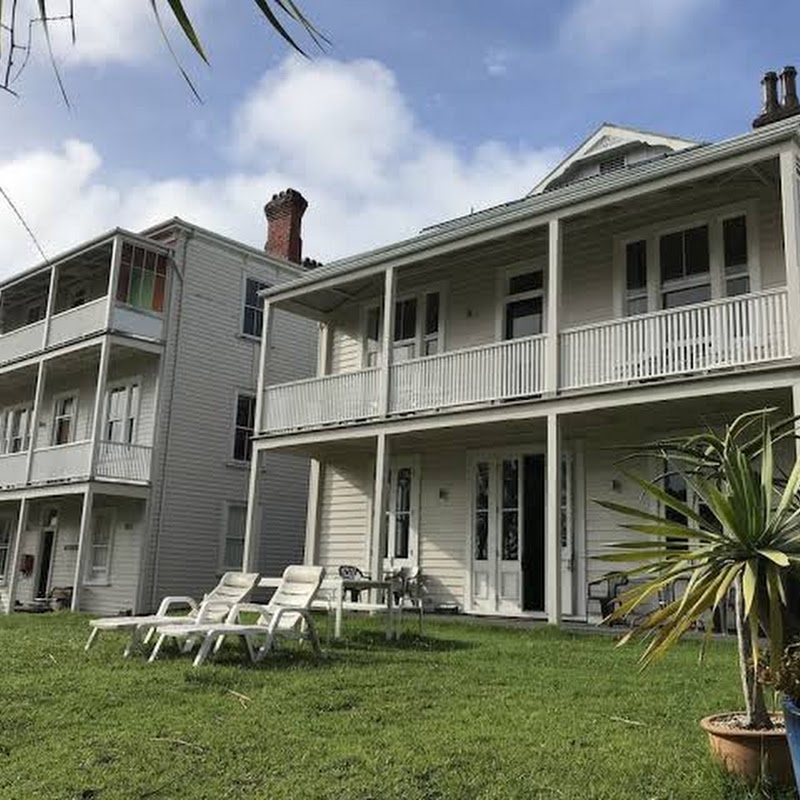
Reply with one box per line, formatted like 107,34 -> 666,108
149,565 -> 325,667
85,572 -> 260,656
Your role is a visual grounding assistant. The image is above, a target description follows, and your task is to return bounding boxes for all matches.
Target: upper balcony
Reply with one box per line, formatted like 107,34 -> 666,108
0,233 -> 170,369
253,140 -> 800,441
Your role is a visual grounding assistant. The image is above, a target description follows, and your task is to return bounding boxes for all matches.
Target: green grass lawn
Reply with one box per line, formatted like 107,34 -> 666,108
0,613 -> 795,800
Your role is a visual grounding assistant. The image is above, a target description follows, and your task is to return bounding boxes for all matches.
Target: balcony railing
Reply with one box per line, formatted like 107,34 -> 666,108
48,297 -> 107,348
0,441 -> 153,491
559,288 -> 790,390
390,334 -> 546,415
0,320 -> 46,365
95,442 -> 152,482
259,288 -> 793,435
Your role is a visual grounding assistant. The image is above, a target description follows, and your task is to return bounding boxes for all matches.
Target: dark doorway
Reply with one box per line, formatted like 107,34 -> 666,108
35,531 -> 55,599
522,454 -> 545,612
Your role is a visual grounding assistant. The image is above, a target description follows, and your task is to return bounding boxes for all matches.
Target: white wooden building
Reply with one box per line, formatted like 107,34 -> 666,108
0,190 -> 317,615
245,81 -> 800,623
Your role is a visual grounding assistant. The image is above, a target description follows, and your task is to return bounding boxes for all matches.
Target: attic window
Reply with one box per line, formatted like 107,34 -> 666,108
599,154 -> 626,175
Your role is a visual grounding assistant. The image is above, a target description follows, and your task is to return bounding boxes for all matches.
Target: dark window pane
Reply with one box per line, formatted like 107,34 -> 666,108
505,297 -> 543,339
626,240 -> 647,290
366,307 -> 381,342
723,216 -> 748,270
664,469 -> 688,549
236,395 -> 255,427
117,261 -> 131,303
726,276 -> 750,296
233,430 -> 251,462
153,274 -> 166,312
662,284 -> 711,309
625,296 -> 648,317
425,293 -> 439,336
133,246 -> 144,269
246,278 -> 268,306
394,515 -> 410,558
476,463 -> 489,510
684,225 -> 709,275
508,271 -> 543,295
502,459 -> 518,508
660,232 -> 684,282
394,298 -> 417,341
243,307 -> 262,337
502,511 -> 519,560
475,514 -> 488,561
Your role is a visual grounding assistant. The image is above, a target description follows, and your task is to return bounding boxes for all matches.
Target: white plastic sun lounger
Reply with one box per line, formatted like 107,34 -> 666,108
149,565 -> 324,667
85,571 -> 259,656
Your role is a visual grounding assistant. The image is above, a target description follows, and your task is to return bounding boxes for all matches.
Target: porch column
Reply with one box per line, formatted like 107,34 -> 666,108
780,147 -> 800,356
242,299 -> 273,572
71,487 -> 95,611
25,360 -> 47,483
546,412 -> 562,624
42,264 -> 58,348
88,338 -> 111,479
379,267 -> 396,416
369,433 -> 390,580
5,498 -> 29,614
545,218 -> 562,394
105,235 -> 123,327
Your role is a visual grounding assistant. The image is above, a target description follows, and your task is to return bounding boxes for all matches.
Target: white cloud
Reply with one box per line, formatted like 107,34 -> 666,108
560,0 -> 714,58
0,57 -> 562,276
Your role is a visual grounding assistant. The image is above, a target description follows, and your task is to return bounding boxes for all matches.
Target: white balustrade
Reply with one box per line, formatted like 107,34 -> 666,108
29,441 -> 93,484
560,289 -> 790,391
47,296 -> 107,348
95,441 -> 152,482
0,452 -> 28,489
0,320 -> 46,365
264,368 -> 382,432
390,334 -> 547,415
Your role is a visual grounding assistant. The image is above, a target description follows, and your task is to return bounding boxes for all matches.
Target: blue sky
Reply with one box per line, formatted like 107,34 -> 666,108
1,0 -> 798,276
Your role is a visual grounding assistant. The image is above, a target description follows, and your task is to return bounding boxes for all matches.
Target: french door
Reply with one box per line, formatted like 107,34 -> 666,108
383,457 -> 419,572
471,456 -> 525,614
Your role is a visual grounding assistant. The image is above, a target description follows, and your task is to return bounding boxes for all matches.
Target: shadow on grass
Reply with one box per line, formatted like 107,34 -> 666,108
330,629 -> 475,653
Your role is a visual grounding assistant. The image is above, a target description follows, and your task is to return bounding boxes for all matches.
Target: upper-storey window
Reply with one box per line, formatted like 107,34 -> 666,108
52,395 -> 77,446
233,393 -> 256,462
243,278 -> 270,338
625,240 -> 648,316
723,215 -> 750,296
660,225 -> 710,309
0,515 -> 11,580
2,406 -> 32,454
117,244 -> 168,313
105,384 -> 139,444
503,267 -> 544,339
364,289 -> 442,366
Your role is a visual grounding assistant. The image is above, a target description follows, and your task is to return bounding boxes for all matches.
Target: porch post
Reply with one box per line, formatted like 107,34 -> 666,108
546,412 -> 562,624
545,218 -> 562,394
779,147 -> 800,356
243,299 -> 273,573
71,487 -> 95,611
25,360 -> 47,484
369,433 -> 390,580
42,264 -> 58,348
379,267 -> 396,416
5,498 -> 29,614
89,338 -> 111,479
105,235 -> 123,327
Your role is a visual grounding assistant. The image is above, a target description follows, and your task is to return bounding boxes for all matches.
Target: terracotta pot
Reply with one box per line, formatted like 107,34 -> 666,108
700,713 -> 795,787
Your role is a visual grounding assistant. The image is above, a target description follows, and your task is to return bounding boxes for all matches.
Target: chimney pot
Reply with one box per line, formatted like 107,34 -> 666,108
264,188 -> 308,264
763,71 -> 780,115
781,65 -> 799,110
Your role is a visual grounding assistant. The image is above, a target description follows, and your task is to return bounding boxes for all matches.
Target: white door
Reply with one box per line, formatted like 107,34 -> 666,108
383,458 -> 419,572
470,457 -> 523,614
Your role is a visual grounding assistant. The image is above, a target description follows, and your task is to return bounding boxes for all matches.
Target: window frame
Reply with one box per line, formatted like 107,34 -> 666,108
116,242 -> 169,315
103,379 -> 142,445
220,502 -> 248,572
613,201 -> 761,318
496,259 -> 547,342
50,391 -> 79,447
85,508 -> 115,586
360,283 -> 447,368
231,390 -> 257,463
382,455 -> 421,571
2,403 -> 33,455
241,273 -> 272,340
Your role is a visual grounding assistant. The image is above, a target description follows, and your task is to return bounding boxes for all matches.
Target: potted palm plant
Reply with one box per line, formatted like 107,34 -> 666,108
761,644 -> 800,792
597,410 -> 800,786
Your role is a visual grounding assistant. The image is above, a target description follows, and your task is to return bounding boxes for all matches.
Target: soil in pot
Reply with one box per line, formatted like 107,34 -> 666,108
700,713 -> 795,787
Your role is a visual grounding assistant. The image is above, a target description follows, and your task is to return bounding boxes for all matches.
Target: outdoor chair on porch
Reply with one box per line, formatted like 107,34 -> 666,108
386,566 -> 426,633
338,565 -> 370,601
84,571 -> 259,656
148,565 -> 325,667
587,574 -> 628,622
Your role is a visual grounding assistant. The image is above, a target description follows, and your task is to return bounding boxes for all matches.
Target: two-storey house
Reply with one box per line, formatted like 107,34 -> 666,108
0,189 -> 316,616
243,70 -> 800,623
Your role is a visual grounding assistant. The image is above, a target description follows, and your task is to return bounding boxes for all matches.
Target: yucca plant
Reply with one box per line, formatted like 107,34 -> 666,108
598,410 -> 800,730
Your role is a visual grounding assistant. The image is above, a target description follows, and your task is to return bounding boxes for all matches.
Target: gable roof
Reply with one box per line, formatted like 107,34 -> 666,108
528,123 -> 701,195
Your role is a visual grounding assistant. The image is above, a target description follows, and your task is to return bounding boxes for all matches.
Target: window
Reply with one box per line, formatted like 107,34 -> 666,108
474,462 -> 490,562
660,225 -> 711,309
242,278 -> 269,338
233,393 -> 256,462
0,517 -> 12,580
88,511 -> 113,583
663,470 -> 689,551
223,505 -> 246,570
52,395 -> 77,446
105,384 -> 139,444
2,406 -> 32,454
117,243 -> 168,313
723,216 -> 750,296
364,289 -> 442,366
383,461 -> 418,567
625,240 -> 648,316
504,268 -> 544,340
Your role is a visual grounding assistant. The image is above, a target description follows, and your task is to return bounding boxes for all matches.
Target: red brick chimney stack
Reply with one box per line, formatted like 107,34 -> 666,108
264,188 -> 308,264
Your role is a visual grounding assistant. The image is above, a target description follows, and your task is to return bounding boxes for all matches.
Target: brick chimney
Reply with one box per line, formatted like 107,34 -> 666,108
264,188 -> 308,264
753,67 -> 800,128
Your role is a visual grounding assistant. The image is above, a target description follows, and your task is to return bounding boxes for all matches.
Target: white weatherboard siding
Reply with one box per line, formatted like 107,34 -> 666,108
142,231 -> 316,605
